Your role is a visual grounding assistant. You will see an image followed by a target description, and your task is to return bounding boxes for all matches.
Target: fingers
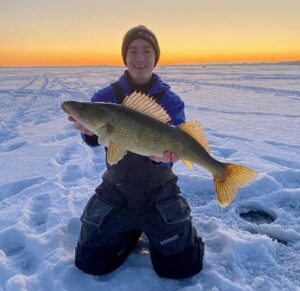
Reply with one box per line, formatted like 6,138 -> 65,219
67,115 -> 94,136
149,151 -> 178,163
76,123 -> 94,136
169,152 -> 178,163
68,115 -> 76,122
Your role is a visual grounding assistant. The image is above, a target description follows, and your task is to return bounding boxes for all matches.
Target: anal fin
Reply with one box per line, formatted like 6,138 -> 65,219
107,142 -> 127,165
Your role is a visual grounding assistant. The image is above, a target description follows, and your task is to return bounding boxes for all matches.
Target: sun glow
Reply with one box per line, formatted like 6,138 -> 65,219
1,0 -> 300,66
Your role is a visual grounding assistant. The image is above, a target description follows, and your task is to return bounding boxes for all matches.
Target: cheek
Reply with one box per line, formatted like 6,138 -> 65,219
147,55 -> 156,66
126,54 -> 134,64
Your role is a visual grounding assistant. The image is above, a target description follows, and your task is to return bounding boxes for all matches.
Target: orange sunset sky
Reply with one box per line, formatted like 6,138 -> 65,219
1,0 -> 300,66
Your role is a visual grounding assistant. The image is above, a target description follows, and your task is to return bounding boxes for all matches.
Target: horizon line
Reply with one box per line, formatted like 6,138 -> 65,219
1,59 -> 300,69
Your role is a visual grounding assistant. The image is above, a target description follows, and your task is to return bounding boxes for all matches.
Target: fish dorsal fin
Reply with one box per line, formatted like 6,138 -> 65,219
179,120 -> 210,153
122,91 -> 171,124
107,142 -> 127,165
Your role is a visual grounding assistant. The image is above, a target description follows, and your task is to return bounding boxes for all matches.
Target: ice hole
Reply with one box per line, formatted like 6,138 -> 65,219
239,209 -> 276,225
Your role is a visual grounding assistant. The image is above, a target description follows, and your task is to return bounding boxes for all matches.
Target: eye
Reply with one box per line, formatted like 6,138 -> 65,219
128,49 -> 137,55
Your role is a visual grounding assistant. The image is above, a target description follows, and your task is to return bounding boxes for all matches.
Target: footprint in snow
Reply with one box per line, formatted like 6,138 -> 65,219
45,130 -> 78,143
268,169 -> 300,189
0,176 -> 45,202
262,156 -> 300,170
0,228 -> 38,275
61,164 -> 84,184
209,131 -> 249,142
24,193 -> 50,229
61,217 -> 81,252
276,190 -> 300,218
212,146 -> 237,158
0,141 -> 27,152
53,144 -> 78,165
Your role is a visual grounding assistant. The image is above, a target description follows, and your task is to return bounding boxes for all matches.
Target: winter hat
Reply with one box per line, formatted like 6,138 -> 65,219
122,25 -> 160,65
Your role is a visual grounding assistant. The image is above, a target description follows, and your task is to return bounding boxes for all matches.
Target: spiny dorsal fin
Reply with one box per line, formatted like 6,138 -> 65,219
179,120 -> 210,153
122,91 -> 171,124
107,142 -> 127,165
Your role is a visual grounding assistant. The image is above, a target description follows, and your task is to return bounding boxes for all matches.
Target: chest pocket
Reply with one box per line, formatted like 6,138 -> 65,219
80,194 -> 114,228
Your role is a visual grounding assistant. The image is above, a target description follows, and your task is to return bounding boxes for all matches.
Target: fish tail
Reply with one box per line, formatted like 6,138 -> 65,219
213,163 -> 257,207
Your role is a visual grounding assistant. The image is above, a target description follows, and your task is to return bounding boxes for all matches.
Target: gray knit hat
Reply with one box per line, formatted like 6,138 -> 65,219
122,25 -> 160,65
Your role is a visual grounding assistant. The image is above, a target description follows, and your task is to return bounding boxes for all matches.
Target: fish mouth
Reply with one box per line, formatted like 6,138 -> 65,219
61,101 -> 79,120
61,102 -> 70,114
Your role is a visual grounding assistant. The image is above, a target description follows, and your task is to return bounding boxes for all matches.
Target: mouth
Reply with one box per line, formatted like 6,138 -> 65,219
134,65 -> 147,69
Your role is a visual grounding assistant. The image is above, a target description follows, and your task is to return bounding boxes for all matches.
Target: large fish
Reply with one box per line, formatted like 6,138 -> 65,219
62,92 -> 256,207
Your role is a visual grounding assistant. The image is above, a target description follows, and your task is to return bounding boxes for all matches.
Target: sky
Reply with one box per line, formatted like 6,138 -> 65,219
1,0 -> 300,66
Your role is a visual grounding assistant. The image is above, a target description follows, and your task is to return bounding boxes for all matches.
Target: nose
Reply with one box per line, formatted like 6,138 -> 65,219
136,52 -> 145,61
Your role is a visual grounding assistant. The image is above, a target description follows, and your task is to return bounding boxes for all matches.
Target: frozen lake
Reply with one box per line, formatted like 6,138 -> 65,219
0,64 -> 299,290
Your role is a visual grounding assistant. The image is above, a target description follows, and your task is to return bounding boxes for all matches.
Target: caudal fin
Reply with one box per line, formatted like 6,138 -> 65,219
213,163 -> 257,207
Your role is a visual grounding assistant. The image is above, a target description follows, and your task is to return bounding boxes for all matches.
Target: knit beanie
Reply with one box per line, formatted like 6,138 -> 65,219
122,25 -> 160,65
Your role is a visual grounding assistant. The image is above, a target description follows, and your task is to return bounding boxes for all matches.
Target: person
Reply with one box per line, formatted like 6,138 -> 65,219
68,25 -> 205,279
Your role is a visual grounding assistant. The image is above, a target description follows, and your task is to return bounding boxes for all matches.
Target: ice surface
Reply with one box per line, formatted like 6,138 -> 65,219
0,65 -> 299,290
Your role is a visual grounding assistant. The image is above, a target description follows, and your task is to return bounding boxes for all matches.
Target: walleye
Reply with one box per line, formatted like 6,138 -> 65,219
62,92 -> 256,207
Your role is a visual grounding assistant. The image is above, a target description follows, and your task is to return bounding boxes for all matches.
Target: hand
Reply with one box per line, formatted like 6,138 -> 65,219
67,116 -> 94,136
149,151 -> 178,163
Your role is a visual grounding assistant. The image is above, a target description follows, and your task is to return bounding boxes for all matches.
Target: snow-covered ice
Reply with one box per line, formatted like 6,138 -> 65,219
0,64 -> 299,291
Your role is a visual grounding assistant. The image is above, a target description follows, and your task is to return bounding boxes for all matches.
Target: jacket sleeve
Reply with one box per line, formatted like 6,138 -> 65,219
81,85 -> 115,147
81,133 -> 100,147
160,91 -> 186,126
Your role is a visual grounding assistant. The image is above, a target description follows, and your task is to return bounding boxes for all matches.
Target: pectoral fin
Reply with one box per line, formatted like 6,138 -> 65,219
107,142 -> 127,165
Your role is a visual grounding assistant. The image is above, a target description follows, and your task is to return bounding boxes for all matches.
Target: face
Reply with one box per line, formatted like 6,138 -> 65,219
126,39 -> 156,84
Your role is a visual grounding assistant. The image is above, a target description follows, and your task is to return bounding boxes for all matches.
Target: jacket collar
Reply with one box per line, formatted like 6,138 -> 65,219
116,70 -> 170,97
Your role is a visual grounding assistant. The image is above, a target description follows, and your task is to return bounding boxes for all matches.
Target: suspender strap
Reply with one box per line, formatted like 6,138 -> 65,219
111,82 -> 126,104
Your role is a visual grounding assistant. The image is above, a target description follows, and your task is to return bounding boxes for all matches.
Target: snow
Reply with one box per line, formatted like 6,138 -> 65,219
0,64 -> 299,291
